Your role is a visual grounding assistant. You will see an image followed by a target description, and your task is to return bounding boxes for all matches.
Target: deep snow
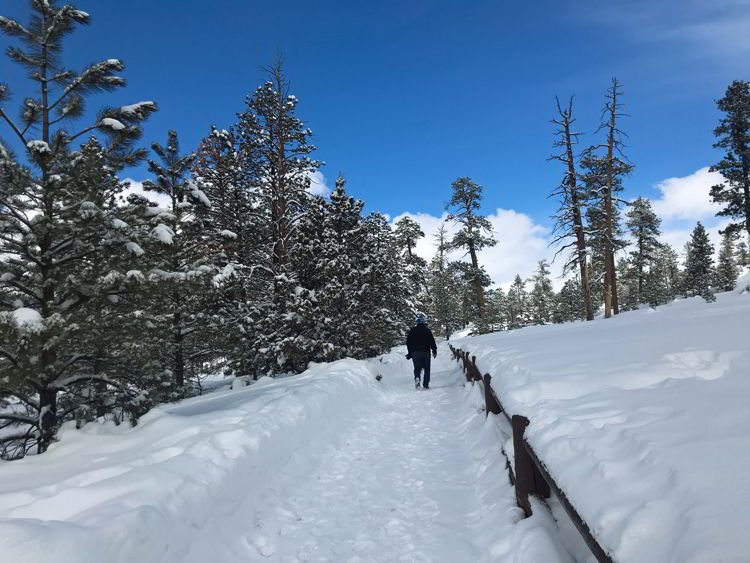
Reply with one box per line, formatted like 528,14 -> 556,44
0,346 -> 568,562
454,284 -> 750,562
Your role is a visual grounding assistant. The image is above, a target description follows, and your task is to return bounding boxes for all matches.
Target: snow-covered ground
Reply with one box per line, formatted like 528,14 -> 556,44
0,347 -> 570,562
454,281 -> 750,562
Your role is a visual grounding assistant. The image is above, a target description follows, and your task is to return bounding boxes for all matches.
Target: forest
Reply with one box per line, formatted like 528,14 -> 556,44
1,1 -> 749,460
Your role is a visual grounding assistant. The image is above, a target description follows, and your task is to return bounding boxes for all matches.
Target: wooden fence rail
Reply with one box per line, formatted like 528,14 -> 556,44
449,345 -> 615,563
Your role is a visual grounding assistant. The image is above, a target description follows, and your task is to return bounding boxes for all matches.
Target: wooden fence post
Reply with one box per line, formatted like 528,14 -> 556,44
512,415 -> 535,517
483,374 -> 501,416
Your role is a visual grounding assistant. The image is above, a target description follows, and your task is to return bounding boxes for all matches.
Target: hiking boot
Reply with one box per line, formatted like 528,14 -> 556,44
415,376 -> 421,389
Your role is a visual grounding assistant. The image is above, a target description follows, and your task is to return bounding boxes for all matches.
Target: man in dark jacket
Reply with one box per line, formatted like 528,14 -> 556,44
406,313 -> 437,389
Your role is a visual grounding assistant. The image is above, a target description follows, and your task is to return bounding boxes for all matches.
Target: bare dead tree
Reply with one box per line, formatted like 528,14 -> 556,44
548,96 -> 594,321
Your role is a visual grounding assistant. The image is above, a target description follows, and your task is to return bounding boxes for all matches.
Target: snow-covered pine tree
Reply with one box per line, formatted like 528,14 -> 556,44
310,177 -> 367,360
133,130 -> 218,394
445,177 -> 496,330
426,222 -> 459,336
484,287 -> 508,331
549,96 -> 593,320
236,62 -> 321,374
191,126 -> 261,377
626,197 -> 661,305
530,260 -> 554,324
644,243 -> 681,307
394,216 -> 428,312
581,148 -> 629,312
593,78 -> 634,317
0,2 -> 156,455
506,275 -> 529,330
710,80 -> 750,239
617,256 -> 640,312
553,277 -> 585,323
736,238 -> 749,267
715,231 -> 739,291
683,222 -> 716,302
353,212 -> 414,356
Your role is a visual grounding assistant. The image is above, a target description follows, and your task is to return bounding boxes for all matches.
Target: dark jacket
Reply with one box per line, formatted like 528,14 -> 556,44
407,324 -> 437,355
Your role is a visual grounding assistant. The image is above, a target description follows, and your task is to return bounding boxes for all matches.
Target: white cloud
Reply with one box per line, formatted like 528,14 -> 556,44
391,208 -> 562,290
581,0 -> 750,58
650,167 -> 723,221
121,177 -> 171,207
306,170 -> 330,197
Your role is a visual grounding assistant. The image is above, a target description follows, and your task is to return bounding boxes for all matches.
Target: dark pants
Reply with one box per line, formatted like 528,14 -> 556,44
412,351 -> 431,387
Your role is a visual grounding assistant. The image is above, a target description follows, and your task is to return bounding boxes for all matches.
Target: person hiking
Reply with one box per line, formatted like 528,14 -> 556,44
405,313 -> 437,389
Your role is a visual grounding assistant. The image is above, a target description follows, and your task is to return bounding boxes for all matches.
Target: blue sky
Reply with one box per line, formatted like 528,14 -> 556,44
2,0 -> 749,284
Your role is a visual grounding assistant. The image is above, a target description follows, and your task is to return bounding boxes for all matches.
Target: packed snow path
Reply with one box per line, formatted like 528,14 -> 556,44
0,344 -> 568,563
209,356 -> 487,561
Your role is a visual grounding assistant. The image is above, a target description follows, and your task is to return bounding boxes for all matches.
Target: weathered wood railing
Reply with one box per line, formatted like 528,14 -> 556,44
449,345 -> 614,563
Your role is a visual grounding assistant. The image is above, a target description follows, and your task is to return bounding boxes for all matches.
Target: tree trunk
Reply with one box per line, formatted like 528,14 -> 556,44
37,387 -> 57,454
563,117 -> 594,321
173,308 -> 184,386
468,243 -> 485,319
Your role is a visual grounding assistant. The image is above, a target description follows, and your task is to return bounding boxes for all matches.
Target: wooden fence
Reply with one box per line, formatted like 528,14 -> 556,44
449,345 -> 615,563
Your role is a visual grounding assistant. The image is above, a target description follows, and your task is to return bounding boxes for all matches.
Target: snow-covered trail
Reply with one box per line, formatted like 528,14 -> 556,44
182,347 -> 570,562
0,344 -> 569,563
203,355 -> 480,562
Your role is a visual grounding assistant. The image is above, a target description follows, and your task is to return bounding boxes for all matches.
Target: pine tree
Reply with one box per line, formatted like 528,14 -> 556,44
736,239 -> 749,266
445,177 -> 496,329
484,287 -> 508,331
236,61 -> 321,374
710,80 -> 750,239
715,231 -> 739,291
394,216 -> 428,311
191,126 -> 260,377
553,277 -> 585,323
427,222 -> 459,336
684,222 -> 716,302
626,197 -> 661,304
617,256 -> 640,312
354,212 -> 414,356
0,2 -> 156,455
506,275 -> 529,330
644,243 -> 681,307
581,146 -> 629,313
530,260 -> 554,324
135,130 -> 218,392
549,96 -> 593,320
595,78 -> 634,317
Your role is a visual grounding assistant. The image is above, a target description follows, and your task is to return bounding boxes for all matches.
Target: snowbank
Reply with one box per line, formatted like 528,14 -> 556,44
453,290 -> 750,562
0,359 -> 378,562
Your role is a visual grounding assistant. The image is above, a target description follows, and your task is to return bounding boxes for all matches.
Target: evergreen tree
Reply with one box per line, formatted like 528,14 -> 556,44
644,243 -> 681,307
710,80 -> 750,238
715,231 -> 739,291
617,257 -> 640,312
191,126 -> 260,377
427,222 -> 459,335
484,287 -> 508,331
626,197 -> 661,304
0,2 -> 156,455
530,260 -> 554,324
684,222 -> 716,302
394,216 -> 428,311
354,212 -> 414,356
735,238 -> 749,267
549,96 -> 593,320
135,130 -> 218,392
593,78 -> 634,317
445,177 -> 496,329
236,61 -> 321,374
553,277 -> 585,323
506,275 -> 529,330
